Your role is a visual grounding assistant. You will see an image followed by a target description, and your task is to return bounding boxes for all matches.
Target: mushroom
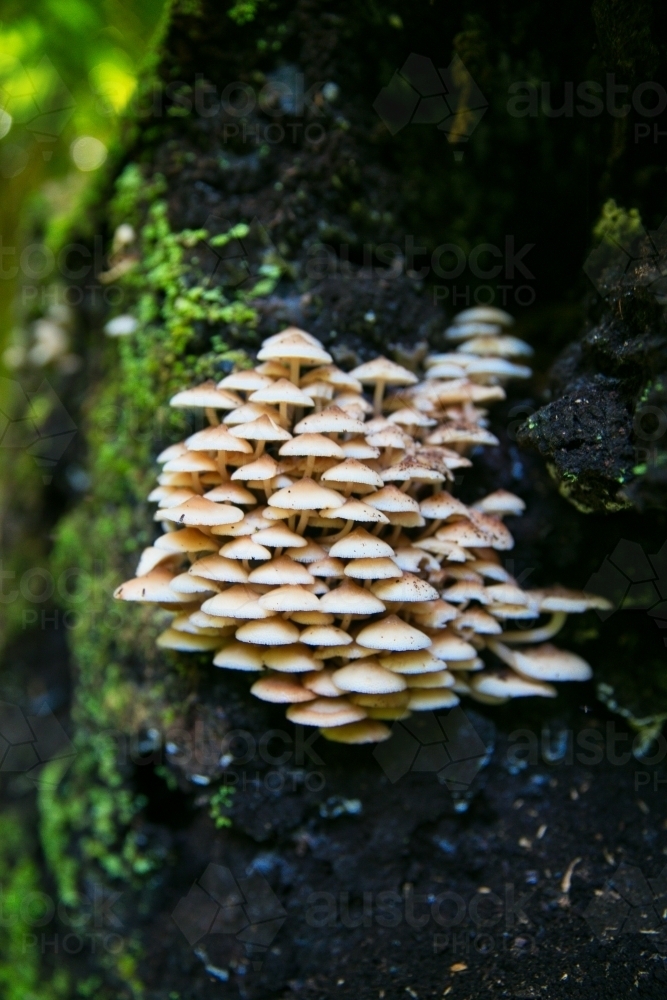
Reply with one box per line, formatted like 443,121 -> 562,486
350,357 -> 418,414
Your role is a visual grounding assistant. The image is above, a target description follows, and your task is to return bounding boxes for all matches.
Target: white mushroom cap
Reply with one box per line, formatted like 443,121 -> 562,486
364,485 -> 420,513
332,658 -> 407,694
286,697 -> 366,727
372,573 -> 439,603
135,546 -> 178,576
454,609 -> 503,633
161,496 -> 243,528
170,572 -> 220,595
248,556 -> 314,586
235,618 -> 301,645
259,585 -> 322,613
249,378 -> 315,407
319,581 -> 386,616
156,628 -> 221,652
321,499 -> 389,524
269,478 -> 344,511
350,356 -> 418,387
299,624 -> 353,647
217,370 -> 274,392
185,426 -> 254,453
310,557 -> 346,578
344,557 -> 402,580
378,649 -> 444,674
285,538 -> 327,561
213,642 -> 264,671
405,669 -> 455,689
294,406 -> 366,435
154,529 -> 218,553
420,491 -> 469,519
340,439 -> 381,460
114,569 -> 183,603
302,669 -> 344,697
230,455 -> 282,481
407,689 -> 460,710
458,335 -> 533,358
224,402 -> 279,425
203,484 -> 256,506
427,629 -> 477,661
320,459 -> 384,489
263,644 -> 324,673
329,528 -> 395,559
510,644 -> 593,682
469,670 -> 557,699
301,365 -> 363,393
258,334 -> 332,366
170,382 -> 241,409
453,306 -> 514,326
218,537 -> 271,561
356,614 -> 431,652
163,452 -> 219,473
411,599 -> 459,628
253,524 -> 308,548
156,442 -> 188,464
251,676 -> 316,703
230,414 -> 293,442
279,434 -> 344,458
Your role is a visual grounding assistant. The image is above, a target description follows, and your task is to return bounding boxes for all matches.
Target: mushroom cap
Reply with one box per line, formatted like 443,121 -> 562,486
320,720 -> 391,743
320,459 -> 384,489
393,547 -> 439,573
388,408 -> 436,428
420,491 -> 469,519
408,670 -> 456,689
411,599 -> 459,628
365,486 -> 421,515
427,629 -> 477,661
294,405 -> 366,435
170,381 -> 241,409
464,358 -> 532,380
350,356 -> 418,387
302,669 -> 344,697
527,586 -> 612,613
170,572 -> 219,595
251,676 -> 316,703
189,555 -> 249,583
217,370 -> 274,392
135,546 -> 177,576
344,557 -> 402,580
473,489 -> 526,517
218,537 -> 271,561
286,697 -> 366,727
235,618 -> 301,645
484,583 -> 528,606
319,581 -> 386,616
299,624 -> 353,647
200,584 -> 261,616
203,484 -> 256,506
154,529 -> 218,553
114,569 -> 183,603
262,326 -> 323,348
259,585 -> 322,612
230,414 -> 293,442
249,378 -> 315,407
301,365 -> 363,393
380,458 -> 444,484
263,644 -> 324,673
454,609 -> 503,633
488,603 -> 539,620
156,628 -> 221,652
248,556 -> 315,586
458,334 -> 533,358
289,611 -> 335,625
466,510 -> 515,550
426,425 -> 499,447
469,560 -> 512,583
310,557 -> 346,578
258,333 -> 332,365
511,644 -> 593,682
356,615 -> 431,652
378,650 -> 444,674
470,670 -> 556,699
321,499 -> 389,524
340,439 -> 381,460
441,320 -> 503,342
329,528 -> 395,560
213,641 -> 264,671
437,521 -> 491,548
333,658 -> 407,694
157,442 -> 188,464
371,574 -> 439,603
224,402 -> 279,425
253,524 -> 308,548
442,580 -> 490,604
366,428 -> 411,450
185,426 -> 254,453
269,478 -> 344,511
190,610 -> 238,629
231,455 -> 282,482
453,306 -> 514,327
224,509 -> 273,537
407,689 -> 460,710
163,452 -> 219,473
161,496 -> 244,527
279,433 -> 344,459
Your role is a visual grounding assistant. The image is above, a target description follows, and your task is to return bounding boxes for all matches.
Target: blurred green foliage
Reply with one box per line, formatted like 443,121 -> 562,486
0,0 -> 169,353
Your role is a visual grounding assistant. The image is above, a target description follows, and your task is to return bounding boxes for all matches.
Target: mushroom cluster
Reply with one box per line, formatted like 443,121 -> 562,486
115,308 -> 610,744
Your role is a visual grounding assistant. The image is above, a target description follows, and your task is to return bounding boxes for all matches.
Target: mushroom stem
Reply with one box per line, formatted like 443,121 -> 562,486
205,407 -> 219,426
370,522 -> 384,536
327,520 -> 355,542
486,638 -> 518,669
304,455 -> 316,478
340,614 -> 352,632
295,511 -> 311,535
373,380 -> 386,415
191,472 -> 203,494
254,441 -> 266,458
499,611 -> 568,644
399,481 -> 412,493
279,401 -> 288,425
418,518 -> 442,539
388,525 -> 402,546
290,359 -> 300,385
216,452 -> 229,481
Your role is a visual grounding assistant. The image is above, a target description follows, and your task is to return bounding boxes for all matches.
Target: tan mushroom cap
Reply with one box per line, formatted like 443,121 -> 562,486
213,641 -> 264,671
349,691 -> 410,708
217,370 -> 274,392
289,610 -> 334,625
255,361 -> 291,378
170,572 -> 220,595
161,496 -> 243,527
262,326 -> 323,348
230,414 -> 293,442
224,402 -> 279,425
154,529 -> 218,553
320,459 -> 384,489
484,583 -> 528,606
300,624 -> 353,647
268,477 -> 344,511
454,609 -> 503,634
230,456 -> 282,483
350,356 -> 418,387
302,365 -> 363,393
333,658 -> 407,694
527,586 -> 612,614
510,644 -> 593,682
329,528 -> 395,560
253,524 -> 308,548
378,649 -> 444,674
163,452 -> 219,473
344,557 -> 402,580
302,669 -> 344,697
249,378 -> 315,407
170,612 -> 222,636
310,557 -> 346,578
469,560 -> 512,583
258,334 -> 332,365
279,434 -> 344,458
294,405 -> 366,435
189,555 -> 249,583
420,491 -> 469,519
286,697 -> 366,728
453,306 -> 514,326
320,720 -> 391,743
185,426 -> 254,453
427,629 -> 477,661
156,628 -> 221,652
411,599 -> 459,628
426,425 -> 499,447
473,489 -> 526,516
235,618 -> 301,645
223,509 -> 273,537
114,568 -> 183,603
202,484 -> 256,506
248,556 -> 314,586
201,584 -> 262,616
356,614 -> 431,652
388,408 -> 437,428
262,644 -> 324,673
407,689 -> 460,710
251,675 -> 316,703
135,546 -> 177,576
393,547 -> 439,574
170,381 -> 241,409
441,580 -> 490,604
366,428 -> 412,450
157,442 -> 188,464
458,334 -> 533,358
321,499 -> 389,524
404,669 -> 455,689
340,439 -> 381,460
319,581 -> 386,616
437,521 -> 491,548
317,641 -> 367,660
190,609 -> 238,629
469,671 -> 556,699
372,574 -> 439,603
380,458 -> 444,484
218,537 -> 271,561
364,485 -> 420,514
259,585 -> 322,613
488,603 -> 539,620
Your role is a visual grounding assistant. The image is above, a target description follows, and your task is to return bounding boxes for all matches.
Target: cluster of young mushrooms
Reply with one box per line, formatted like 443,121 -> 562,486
115,307 -> 610,745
